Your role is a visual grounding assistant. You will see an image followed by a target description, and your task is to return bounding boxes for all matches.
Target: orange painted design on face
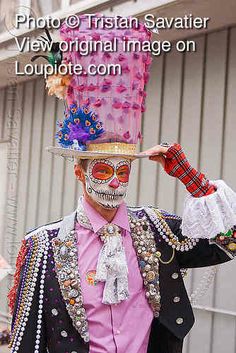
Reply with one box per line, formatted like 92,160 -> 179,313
116,164 -> 130,183
92,162 -> 114,181
92,162 -> 130,183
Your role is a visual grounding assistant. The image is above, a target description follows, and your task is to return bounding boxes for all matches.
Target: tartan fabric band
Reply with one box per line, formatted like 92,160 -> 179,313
164,143 -> 216,197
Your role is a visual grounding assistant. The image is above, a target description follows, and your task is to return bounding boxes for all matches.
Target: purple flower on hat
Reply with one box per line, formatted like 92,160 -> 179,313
88,83 -> 97,91
116,84 -> 127,93
90,57 -> 96,64
76,84 -> 85,92
94,99 -> 102,107
138,131 -> 143,141
101,79 -> 112,92
118,115 -> 124,124
123,131 -> 131,140
103,52 -> 112,59
132,81 -> 139,90
143,72 -> 150,84
91,32 -> 101,40
112,98 -> 122,109
135,72 -> 142,80
107,113 -> 114,120
141,103 -> 146,112
69,125 -> 90,142
132,103 -> 140,110
118,53 -> 126,62
122,64 -> 130,73
122,101 -> 131,109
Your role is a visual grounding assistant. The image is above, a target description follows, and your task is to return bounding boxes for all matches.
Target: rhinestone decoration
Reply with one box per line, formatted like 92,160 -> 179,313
97,223 -> 121,241
128,213 -> 161,318
52,231 -> 89,343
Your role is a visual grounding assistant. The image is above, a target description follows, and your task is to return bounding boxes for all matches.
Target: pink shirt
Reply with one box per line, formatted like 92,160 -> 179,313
75,198 -> 154,353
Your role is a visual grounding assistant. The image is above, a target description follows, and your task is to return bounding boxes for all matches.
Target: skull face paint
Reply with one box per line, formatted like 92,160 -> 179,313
85,157 -> 131,209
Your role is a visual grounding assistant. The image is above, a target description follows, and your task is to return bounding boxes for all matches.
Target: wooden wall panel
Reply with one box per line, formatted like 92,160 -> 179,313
138,55 -> 164,206
210,26 -> 236,353
49,99 -> 66,221
156,48 -> 183,212
37,94 -> 56,225
16,81 -> 35,237
188,29 -> 228,353
0,88 -> 6,139
25,79 -> 45,231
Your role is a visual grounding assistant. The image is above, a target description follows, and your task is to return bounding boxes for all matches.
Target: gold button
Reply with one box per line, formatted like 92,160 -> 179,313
146,271 -> 155,281
228,243 -> 236,251
176,317 -> 184,324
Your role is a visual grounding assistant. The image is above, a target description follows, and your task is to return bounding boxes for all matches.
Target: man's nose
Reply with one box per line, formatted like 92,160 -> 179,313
109,177 -> 120,189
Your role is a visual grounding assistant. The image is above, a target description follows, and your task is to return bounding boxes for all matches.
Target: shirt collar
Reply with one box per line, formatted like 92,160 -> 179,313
82,197 -> 130,234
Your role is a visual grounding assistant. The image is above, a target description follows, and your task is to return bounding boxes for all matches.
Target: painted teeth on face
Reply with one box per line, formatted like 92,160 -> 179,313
85,157 -> 130,208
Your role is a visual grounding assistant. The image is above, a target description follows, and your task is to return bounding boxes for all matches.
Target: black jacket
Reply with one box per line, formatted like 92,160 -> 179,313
9,207 -> 235,353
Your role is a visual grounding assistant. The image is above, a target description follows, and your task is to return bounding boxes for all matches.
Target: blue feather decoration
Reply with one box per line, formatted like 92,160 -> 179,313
56,104 -> 104,150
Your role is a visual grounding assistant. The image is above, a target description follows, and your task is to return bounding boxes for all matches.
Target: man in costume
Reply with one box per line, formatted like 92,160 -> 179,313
8,14 -> 236,353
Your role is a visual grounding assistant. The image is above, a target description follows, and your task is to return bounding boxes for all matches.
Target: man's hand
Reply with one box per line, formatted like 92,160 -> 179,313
141,143 -> 216,197
140,144 -> 170,168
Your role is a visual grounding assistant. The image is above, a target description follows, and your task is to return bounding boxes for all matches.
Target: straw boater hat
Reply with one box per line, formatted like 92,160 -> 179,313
44,14 -> 153,160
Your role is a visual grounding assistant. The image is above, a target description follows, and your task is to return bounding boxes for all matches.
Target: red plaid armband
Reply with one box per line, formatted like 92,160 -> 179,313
164,143 -> 216,197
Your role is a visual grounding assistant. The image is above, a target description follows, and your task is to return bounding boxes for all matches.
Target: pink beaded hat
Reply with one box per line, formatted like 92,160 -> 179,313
46,14 -> 152,160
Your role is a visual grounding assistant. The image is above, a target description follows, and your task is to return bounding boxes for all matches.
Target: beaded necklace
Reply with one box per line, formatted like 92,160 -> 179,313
9,230 -> 49,353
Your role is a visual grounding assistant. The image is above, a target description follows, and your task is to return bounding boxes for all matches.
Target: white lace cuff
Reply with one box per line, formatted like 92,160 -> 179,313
181,180 -> 236,239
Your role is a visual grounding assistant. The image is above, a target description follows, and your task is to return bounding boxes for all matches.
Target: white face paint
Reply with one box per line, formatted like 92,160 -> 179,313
85,157 -> 131,209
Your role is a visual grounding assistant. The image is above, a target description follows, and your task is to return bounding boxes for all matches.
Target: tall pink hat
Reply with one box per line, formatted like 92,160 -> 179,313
46,14 -> 152,159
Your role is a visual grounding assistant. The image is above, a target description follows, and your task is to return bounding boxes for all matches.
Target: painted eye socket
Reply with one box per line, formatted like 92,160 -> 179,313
92,163 -> 114,181
116,165 -> 130,183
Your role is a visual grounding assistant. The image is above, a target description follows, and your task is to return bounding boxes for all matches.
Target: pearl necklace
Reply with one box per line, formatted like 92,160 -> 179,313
146,207 -> 199,251
10,230 -> 49,352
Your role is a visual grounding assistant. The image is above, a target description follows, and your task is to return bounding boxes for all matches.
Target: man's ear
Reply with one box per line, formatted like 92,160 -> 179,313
74,164 -> 86,183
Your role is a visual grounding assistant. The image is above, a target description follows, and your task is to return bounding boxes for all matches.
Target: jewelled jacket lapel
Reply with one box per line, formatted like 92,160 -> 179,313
52,211 -> 89,343
128,208 -> 161,317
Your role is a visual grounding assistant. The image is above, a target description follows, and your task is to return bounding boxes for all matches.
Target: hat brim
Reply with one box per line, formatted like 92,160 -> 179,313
46,146 -> 152,160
